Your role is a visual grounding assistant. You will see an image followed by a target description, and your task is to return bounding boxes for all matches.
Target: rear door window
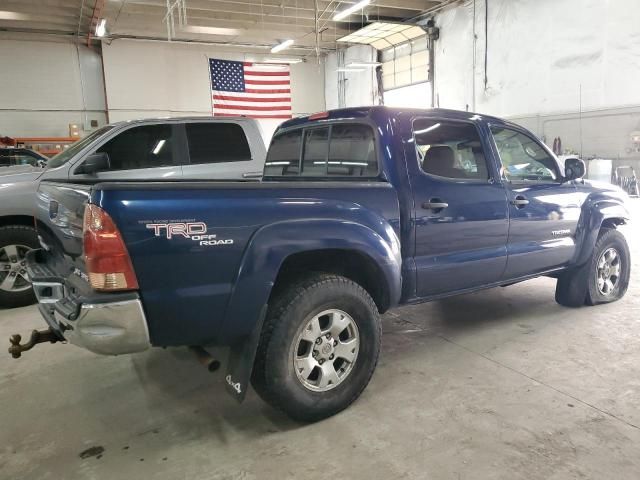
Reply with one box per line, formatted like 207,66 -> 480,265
413,119 -> 490,180
186,123 -> 251,164
97,124 -> 174,171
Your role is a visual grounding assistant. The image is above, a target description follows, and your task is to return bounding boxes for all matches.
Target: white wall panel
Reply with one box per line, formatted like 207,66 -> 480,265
0,35 -> 106,137
102,39 -> 325,142
435,0 -> 640,114
434,0 -> 640,160
325,45 -> 379,109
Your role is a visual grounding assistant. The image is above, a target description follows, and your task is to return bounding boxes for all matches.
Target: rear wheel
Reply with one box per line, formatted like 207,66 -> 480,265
0,226 -> 38,308
251,274 -> 381,422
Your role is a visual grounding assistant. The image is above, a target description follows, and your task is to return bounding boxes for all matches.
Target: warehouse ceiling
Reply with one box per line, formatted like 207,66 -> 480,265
0,0 -> 453,53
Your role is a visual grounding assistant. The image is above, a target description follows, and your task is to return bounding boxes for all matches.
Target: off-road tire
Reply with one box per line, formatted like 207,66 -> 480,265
251,274 -> 381,422
585,229 -> 630,305
0,225 -> 39,308
555,228 -> 630,307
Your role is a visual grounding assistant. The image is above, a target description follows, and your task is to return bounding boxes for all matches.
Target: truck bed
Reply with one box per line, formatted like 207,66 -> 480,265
35,179 -> 402,347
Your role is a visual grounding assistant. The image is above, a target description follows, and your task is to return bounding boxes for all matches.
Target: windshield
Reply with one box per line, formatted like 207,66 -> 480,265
46,126 -> 114,169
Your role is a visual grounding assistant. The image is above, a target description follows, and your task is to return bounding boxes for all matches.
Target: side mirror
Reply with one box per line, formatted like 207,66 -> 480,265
75,152 -> 110,175
564,157 -> 585,181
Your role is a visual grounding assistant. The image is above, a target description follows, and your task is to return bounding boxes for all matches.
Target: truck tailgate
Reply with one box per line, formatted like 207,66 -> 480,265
28,181 -> 151,355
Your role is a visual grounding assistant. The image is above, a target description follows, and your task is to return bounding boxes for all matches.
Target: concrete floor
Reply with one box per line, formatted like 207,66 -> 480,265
1,199 -> 638,480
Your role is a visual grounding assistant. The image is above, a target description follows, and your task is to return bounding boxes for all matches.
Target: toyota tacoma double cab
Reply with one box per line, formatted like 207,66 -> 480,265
13,107 -> 630,422
0,117 -> 266,308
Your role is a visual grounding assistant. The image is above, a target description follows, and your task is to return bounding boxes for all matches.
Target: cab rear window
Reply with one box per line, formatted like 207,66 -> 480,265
264,123 -> 378,178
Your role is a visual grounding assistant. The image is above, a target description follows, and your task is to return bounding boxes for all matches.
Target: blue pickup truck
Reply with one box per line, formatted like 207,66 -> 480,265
13,107 -> 631,422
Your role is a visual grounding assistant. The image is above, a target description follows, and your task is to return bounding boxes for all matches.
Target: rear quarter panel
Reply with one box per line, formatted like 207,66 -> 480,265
95,182 -> 401,346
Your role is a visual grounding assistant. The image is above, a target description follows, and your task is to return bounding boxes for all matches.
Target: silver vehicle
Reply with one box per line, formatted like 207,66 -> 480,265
0,117 -> 267,308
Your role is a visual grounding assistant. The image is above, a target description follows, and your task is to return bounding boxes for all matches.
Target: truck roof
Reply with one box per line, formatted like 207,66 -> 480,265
279,106 -> 513,131
104,116 -> 261,129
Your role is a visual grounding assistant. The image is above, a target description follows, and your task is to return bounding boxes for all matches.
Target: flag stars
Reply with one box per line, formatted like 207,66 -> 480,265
210,59 -> 245,92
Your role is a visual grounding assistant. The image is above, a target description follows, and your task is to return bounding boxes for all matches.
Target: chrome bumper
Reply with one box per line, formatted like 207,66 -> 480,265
33,281 -> 151,356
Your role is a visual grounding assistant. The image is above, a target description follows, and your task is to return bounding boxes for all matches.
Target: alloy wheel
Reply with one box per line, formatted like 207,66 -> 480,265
0,244 -> 32,292
293,309 -> 360,392
595,247 -> 621,296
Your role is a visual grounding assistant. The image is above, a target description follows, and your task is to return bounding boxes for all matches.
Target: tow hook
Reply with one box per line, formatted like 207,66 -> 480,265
8,329 -> 60,359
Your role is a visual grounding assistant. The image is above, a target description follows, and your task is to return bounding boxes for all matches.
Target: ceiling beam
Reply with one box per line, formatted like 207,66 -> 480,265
112,0 -> 439,15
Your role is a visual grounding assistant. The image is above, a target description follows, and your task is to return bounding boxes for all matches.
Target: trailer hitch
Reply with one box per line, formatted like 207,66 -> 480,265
8,329 -> 60,359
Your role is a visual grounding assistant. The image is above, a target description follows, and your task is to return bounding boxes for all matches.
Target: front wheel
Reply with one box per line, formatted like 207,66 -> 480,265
251,274 -> 381,422
555,228 -> 630,307
585,229 -> 630,305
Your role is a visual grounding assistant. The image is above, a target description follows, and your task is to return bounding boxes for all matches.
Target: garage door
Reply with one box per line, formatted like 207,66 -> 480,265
381,37 -> 432,108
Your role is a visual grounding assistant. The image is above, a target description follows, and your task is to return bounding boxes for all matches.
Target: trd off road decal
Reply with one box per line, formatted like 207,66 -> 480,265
144,221 -> 234,246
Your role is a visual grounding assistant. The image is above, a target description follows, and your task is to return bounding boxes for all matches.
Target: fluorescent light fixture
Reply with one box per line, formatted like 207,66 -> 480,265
152,139 -> 166,155
337,67 -> 365,72
183,25 -> 242,36
95,18 -> 106,37
0,11 -> 29,20
263,57 -> 303,64
347,61 -> 381,68
333,0 -> 371,21
271,39 -> 294,53
337,21 -> 425,49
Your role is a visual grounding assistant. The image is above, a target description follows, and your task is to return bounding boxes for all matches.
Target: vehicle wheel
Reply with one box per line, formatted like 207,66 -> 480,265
0,226 -> 39,308
585,229 -> 630,305
555,228 -> 630,307
251,274 -> 381,422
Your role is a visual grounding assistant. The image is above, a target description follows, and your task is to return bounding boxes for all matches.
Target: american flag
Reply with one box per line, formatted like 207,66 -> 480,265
210,59 -> 292,119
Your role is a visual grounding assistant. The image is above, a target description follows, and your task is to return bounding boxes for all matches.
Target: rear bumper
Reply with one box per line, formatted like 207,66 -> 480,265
28,250 -> 151,355
36,298 -> 150,355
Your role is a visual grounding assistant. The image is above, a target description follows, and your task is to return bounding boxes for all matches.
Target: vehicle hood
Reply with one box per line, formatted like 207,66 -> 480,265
0,168 -> 44,184
582,179 -> 626,195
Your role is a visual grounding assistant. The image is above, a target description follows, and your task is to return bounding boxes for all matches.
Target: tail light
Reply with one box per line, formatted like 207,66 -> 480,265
83,204 -> 139,291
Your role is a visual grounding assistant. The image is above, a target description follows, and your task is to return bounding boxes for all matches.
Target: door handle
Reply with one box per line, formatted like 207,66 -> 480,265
422,199 -> 449,211
242,172 -> 262,179
510,195 -> 529,208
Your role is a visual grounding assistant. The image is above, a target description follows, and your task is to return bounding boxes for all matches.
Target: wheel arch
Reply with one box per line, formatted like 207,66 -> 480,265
220,218 -> 402,343
0,215 -> 36,229
574,199 -> 630,266
218,218 -> 402,403
271,248 -> 393,314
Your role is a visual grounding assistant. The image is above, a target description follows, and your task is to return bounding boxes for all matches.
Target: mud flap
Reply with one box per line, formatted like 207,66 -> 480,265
224,304 -> 267,402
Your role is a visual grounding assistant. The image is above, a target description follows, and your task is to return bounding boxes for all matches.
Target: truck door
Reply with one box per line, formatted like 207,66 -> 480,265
70,123 -> 183,180
408,117 -> 509,298
489,125 -> 581,279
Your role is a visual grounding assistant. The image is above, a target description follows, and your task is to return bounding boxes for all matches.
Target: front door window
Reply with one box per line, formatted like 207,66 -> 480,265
491,127 -> 559,183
